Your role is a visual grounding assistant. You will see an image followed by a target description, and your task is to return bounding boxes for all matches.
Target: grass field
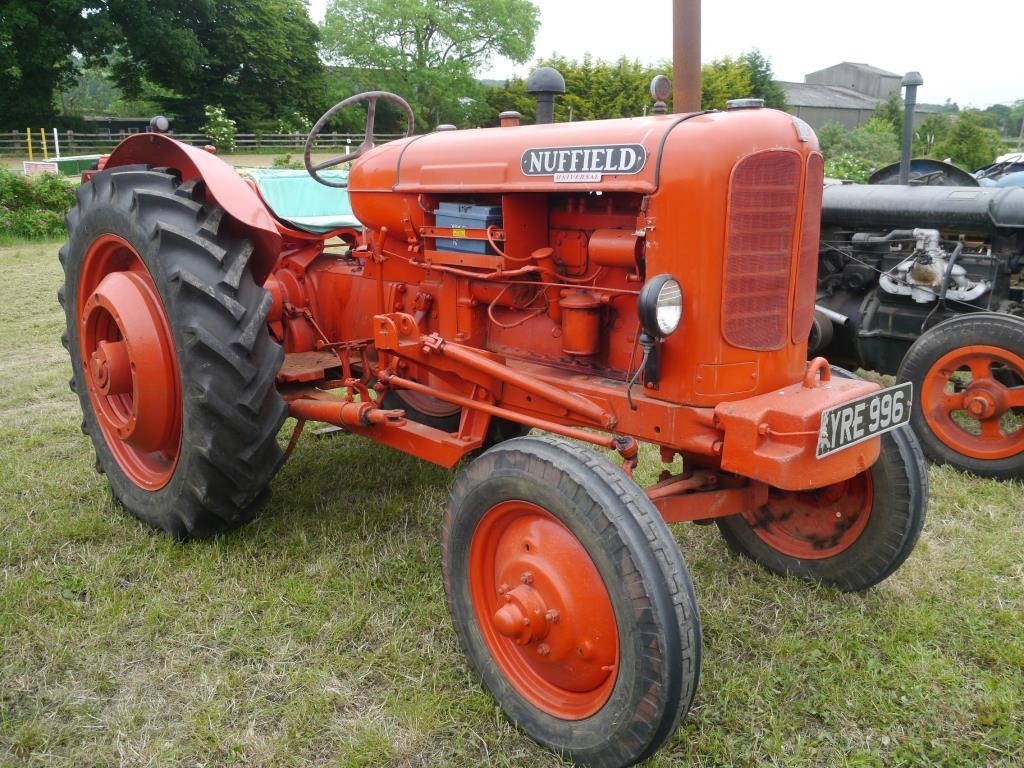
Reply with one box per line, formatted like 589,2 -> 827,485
1,240 -> 1021,767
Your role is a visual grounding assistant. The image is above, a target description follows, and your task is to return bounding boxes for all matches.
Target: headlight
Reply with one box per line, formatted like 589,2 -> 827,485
638,274 -> 683,338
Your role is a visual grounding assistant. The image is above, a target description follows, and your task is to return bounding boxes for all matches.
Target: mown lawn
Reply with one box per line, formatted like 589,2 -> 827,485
1,240 -> 1021,767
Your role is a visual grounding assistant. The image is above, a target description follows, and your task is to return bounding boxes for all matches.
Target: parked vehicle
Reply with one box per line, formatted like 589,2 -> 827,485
59,93 -> 926,766
815,180 -> 1024,478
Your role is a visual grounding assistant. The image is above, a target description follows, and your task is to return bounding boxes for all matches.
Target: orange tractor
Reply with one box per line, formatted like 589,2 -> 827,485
60,92 -> 927,766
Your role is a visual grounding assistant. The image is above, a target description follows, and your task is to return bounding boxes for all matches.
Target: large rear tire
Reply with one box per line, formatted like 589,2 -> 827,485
59,166 -> 287,538
897,312 -> 1024,479
442,436 -> 701,767
717,367 -> 927,592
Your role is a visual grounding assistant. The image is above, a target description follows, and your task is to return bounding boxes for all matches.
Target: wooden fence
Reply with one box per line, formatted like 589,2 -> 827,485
0,131 -> 404,156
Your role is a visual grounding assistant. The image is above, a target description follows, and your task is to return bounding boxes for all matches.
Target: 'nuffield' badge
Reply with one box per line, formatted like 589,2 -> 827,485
521,144 -> 647,183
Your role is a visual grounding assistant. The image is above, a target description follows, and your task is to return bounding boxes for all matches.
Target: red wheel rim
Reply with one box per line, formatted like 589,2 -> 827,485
921,345 -> 1024,461
468,501 -> 619,719
77,234 -> 181,489
741,472 -> 873,559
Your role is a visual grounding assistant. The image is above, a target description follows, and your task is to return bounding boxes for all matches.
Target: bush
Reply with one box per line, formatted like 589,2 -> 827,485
0,169 -> 77,240
824,153 -> 874,183
200,105 -> 237,153
271,154 -> 304,169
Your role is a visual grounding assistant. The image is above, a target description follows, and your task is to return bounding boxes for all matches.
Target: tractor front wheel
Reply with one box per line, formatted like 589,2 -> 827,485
60,166 -> 287,538
442,436 -> 701,767
897,312 -> 1024,478
717,424 -> 927,592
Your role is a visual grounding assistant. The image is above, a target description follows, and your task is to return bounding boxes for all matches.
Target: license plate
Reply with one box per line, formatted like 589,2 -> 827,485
816,381 -> 913,459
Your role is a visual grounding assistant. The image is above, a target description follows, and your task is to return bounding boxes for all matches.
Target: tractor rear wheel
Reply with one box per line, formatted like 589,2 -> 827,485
59,166 -> 287,538
717,370 -> 927,592
897,312 -> 1024,478
442,436 -> 700,767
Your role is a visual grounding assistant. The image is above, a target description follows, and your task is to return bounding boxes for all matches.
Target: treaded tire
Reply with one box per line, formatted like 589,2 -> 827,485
716,367 -> 928,591
897,311 -> 1024,479
442,436 -> 701,767
59,165 -> 287,538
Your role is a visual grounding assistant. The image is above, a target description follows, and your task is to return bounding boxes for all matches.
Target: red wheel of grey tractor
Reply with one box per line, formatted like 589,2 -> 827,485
442,436 -> 700,767
717,369 -> 928,592
59,166 -> 287,538
897,312 -> 1024,479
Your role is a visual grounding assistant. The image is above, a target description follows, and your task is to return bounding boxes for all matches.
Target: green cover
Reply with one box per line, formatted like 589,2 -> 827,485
246,169 -> 362,234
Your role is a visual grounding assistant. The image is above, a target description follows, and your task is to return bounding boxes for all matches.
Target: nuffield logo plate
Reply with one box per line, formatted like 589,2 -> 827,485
521,144 -> 647,182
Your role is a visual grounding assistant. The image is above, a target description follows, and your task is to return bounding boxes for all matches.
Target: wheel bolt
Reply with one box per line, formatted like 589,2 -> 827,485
537,643 -> 550,657
545,609 -> 560,623
520,571 -> 534,585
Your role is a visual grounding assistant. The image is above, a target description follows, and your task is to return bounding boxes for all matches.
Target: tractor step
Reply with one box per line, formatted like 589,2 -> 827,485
277,351 -> 345,383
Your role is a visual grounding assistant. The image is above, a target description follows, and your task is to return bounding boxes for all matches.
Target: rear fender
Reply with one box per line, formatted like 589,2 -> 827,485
103,134 -> 283,283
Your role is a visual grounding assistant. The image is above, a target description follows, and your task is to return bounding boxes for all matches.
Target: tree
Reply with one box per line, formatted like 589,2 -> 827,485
0,1 -> 103,128
321,0 -> 540,130
97,0 -> 325,130
912,112 -> 952,157
741,49 -> 786,108
485,49 -> 789,126
872,90 -> 903,142
934,111 -> 1005,170
486,54 -> 673,125
701,50 -> 791,110
700,56 -> 752,110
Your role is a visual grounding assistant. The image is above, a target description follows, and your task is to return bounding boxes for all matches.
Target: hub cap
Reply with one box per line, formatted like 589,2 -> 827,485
469,501 -> 618,719
742,472 -> 873,559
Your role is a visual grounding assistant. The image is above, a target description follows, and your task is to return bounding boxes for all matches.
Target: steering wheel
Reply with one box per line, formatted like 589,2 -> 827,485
304,91 -> 415,187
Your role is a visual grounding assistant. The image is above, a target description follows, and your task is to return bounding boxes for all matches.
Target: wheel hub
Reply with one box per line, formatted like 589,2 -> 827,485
962,384 -> 1004,420
90,340 -> 132,396
493,579 -> 551,645
470,501 -> 619,719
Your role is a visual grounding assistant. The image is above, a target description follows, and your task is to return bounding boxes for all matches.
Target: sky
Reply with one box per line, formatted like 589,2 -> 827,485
307,0 -> 1021,109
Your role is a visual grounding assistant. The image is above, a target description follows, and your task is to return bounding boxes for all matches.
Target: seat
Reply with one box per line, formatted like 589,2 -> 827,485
246,169 -> 362,234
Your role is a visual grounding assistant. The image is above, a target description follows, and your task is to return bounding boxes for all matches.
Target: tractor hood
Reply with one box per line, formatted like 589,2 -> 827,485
348,108 -> 818,202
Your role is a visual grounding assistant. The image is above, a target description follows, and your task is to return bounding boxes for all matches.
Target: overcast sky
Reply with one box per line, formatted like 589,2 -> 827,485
308,0 -> 1020,109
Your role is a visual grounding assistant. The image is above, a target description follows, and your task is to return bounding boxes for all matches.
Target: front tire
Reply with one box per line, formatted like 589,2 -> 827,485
442,436 -> 701,767
717,367 -> 927,592
59,166 -> 287,538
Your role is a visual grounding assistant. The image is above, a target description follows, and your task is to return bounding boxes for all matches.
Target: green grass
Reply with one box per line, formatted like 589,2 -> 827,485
1,240 -> 1022,767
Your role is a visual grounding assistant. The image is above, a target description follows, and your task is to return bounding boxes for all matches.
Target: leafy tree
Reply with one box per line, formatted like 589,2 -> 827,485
912,112 -> 952,157
98,0 -> 325,130
1010,100 -> 1024,144
934,111 -> 1005,170
0,1 -> 103,128
321,0 -> 540,131
700,56 -> 752,110
741,50 -> 786,109
872,90 -> 903,142
486,54 -> 670,125
486,49 -> 789,125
